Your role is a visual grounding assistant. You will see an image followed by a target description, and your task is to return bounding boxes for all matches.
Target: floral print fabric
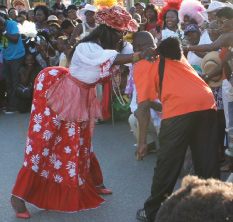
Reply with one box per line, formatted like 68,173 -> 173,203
23,67 -> 98,187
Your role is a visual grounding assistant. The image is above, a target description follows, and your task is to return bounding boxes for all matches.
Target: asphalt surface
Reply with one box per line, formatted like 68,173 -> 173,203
0,111 -> 229,222
0,111 -> 162,222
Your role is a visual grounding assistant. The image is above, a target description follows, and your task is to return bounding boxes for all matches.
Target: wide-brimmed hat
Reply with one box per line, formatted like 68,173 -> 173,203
95,6 -> 138,32
201,1 -> 225,22
78,4 -> 98,20
201,51 -> 222,87
46,15 -> 61,25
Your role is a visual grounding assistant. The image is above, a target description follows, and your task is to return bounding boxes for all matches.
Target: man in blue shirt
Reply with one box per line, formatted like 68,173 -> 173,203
0,10 -> 25,113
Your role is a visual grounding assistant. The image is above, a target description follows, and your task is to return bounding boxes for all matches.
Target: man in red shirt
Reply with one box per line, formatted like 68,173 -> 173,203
134,32 -> 220,222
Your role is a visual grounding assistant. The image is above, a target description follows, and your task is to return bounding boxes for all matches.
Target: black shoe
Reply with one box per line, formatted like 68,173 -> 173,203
136,208 -> 148,221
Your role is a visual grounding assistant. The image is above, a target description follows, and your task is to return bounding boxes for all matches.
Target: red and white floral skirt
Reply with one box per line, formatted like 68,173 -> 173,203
12,67 -> 105,212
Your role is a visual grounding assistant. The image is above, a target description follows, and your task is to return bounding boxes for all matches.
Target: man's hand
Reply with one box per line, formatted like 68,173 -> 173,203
202,74 -> 210,83
149,29 -> 162,41
139,47 -> 158,62
137,143 -> 147,157
224,51 -> 233,63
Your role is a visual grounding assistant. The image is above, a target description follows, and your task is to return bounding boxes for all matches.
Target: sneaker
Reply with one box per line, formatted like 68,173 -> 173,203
4,108 -> 18,114
136,209 -> 148,221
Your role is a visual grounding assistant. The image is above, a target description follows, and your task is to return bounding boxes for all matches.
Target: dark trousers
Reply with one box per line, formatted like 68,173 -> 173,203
3,56 -> 25,110
17,97 -> 32,113
217,109 -> 226,147
0,79 -> 6,107
144,109 -> 220,222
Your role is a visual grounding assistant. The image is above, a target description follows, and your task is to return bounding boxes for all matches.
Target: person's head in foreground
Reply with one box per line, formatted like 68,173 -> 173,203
133,32 -> 182,61
155,175 -> 233,222
215,7 -> 233,34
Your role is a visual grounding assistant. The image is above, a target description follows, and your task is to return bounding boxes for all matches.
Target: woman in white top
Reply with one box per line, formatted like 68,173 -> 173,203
70,4 -> 98,45
151,9 -> 184,44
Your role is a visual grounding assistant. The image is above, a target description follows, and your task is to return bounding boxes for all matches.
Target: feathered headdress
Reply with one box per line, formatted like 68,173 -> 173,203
94,0 -> 118,10
179,0 -> 205,26
157,0 -> 183,26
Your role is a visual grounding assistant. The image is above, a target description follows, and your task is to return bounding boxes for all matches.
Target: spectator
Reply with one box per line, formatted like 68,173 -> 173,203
201,1 -> 225,23
51,0 -> 66,13
207,20 -> 221,42
179,0 -> 205,28
17,53 -> 42,113
132,13 -> 141,24
18,10 -> 27,18
57,36 -> 71,67
129,6 -> 135,16
0,49 -> 5,109
201,51 -> 226,165
15,14 -> 26,25
8,7 -> 17,21
67,5 -> 82,26
0,4 -> 8,13
46,15 -> 61,26
184,7 -> 233,133
70,4 -> 97,45
184,24 -> 204,71
201,0 -> 212,9
129,83 -> 161,154
35,31 -> 60,68
135,2 -> 146,23
156,175 -> 233,222
11,0 -> 26,12
140,4 -> 159,32
56,11 -> 66,22
49,23 -> 62,40
60,18 -> 75,39
0,11 -> 25,114
27,9 -> 35,23
151,9 -> 184,45
34,5 -> 50,32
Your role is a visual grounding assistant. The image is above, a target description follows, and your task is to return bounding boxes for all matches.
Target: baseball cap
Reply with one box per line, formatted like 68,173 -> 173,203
184,24 -> 201,35
134,2 -> 146,9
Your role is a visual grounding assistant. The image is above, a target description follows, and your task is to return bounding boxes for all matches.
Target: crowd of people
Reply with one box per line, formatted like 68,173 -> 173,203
2,0 -> 233,221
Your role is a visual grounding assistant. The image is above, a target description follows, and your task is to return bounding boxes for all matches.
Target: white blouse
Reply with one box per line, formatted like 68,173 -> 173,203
69,42 -> 118,84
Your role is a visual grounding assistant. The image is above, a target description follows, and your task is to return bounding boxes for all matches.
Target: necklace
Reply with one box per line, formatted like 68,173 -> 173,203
85,23 -> 97,30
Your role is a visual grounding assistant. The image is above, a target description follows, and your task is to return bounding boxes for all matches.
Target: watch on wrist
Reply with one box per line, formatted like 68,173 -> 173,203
2,31 -> 7,35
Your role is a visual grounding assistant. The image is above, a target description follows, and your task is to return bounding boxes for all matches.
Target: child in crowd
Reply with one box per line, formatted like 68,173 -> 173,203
57,36 -> 71,67
17,53 -> 41,113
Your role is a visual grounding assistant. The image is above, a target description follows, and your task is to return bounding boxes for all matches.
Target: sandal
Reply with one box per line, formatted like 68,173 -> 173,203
136,208 -> 148,221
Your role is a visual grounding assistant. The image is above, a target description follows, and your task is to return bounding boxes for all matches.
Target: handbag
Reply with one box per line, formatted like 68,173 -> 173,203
15,82 -> 33,98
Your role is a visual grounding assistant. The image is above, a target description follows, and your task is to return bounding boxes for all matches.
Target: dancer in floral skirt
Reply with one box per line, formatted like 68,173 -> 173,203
10,6 -> 156,218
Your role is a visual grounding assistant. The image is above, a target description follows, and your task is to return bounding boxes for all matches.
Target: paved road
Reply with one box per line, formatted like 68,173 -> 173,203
0,111 -> 229,222
0,111 -> 162,222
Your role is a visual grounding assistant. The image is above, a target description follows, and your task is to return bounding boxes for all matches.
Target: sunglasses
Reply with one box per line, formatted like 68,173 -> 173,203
15,3 -> 24,5
217,19 -> 228,25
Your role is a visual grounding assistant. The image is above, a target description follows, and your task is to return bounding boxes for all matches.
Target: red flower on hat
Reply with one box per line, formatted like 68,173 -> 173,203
95,6 -> 138,32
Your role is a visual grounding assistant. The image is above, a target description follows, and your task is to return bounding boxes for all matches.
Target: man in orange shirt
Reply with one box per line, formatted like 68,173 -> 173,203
134,33 -> 220,222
